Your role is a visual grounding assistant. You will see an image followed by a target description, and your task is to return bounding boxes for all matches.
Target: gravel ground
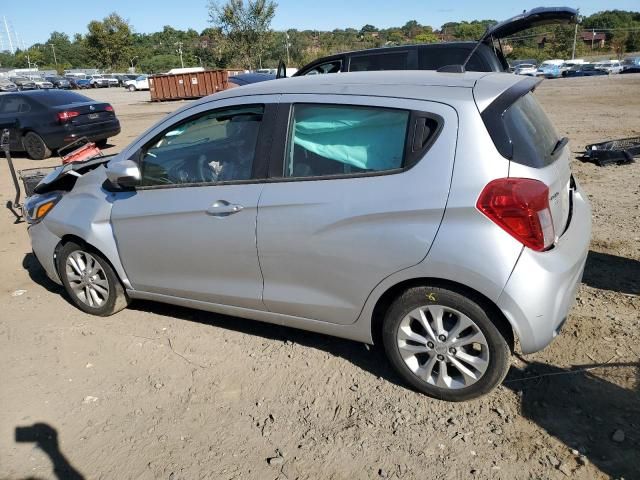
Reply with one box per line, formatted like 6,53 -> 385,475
1,75 -> 638,480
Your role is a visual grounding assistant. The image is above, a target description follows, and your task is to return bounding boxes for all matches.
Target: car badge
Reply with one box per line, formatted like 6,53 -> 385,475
90,105 -> 95,111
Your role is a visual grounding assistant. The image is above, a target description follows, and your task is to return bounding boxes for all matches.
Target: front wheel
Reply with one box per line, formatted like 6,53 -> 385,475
58,242 -> 129,316
382,286 -> 511,402
128,84 -> 136,92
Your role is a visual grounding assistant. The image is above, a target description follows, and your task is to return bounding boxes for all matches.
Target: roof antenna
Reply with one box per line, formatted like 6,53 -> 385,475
437,24 -> 494,73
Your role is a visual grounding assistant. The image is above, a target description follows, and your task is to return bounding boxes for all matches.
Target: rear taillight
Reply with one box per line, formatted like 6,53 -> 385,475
57,111 -> 80,123
105,105 -> 114,112
476,178 -> 555,252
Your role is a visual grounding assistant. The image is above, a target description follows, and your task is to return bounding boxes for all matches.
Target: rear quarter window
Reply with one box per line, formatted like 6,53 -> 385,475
349,51 -> 409,71
418,46 -> 490,72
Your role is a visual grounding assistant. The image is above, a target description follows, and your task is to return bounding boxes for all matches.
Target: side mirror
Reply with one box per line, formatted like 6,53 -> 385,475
106,159 -> 141,189
276,59 -> 287,79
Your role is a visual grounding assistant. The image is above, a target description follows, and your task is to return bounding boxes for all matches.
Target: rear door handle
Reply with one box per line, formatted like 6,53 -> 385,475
206,200 -> 244,217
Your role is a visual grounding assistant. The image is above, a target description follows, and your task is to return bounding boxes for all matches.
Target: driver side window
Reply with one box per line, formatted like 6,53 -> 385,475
140,105 -> 264,187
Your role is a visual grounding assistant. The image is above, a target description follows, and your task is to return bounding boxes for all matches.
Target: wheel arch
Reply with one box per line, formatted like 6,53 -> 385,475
370,277 -> 515,352
55,234 -> 126,287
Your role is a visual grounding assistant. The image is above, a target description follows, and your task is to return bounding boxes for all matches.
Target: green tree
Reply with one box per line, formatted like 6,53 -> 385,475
139,54 -> 182,73
85,13 -> 134,70
611,31 -> 629,59
208,0 -> 277,69
360,24 -> 378,34
414,30 -> 438,44
401,20 -> 421,39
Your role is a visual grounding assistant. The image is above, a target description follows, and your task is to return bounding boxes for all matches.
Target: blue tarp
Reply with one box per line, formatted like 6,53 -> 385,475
292,106 -> 408,171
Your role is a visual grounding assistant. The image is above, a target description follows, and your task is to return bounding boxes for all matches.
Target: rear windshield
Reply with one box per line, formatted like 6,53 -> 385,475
503,93 -> 559,167
35,91 -> 91,106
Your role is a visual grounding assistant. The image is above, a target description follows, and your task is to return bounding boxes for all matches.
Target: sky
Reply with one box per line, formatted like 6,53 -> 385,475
2,0 -> 639,47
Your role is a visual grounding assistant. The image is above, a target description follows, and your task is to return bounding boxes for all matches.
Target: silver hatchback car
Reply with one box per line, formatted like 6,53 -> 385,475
26,71 -> 591,401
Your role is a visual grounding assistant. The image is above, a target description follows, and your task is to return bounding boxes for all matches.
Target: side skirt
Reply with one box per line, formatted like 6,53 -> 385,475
126,289 -> 373,344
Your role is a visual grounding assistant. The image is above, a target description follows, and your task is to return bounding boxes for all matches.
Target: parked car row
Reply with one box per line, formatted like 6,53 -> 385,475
513,58 -> 632,78
124,75 -> 149,91
62,73 -> 142,89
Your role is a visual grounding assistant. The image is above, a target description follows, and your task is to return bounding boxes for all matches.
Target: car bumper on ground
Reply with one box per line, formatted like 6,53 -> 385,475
496,179 -> 592,354
28,222 -> 62,285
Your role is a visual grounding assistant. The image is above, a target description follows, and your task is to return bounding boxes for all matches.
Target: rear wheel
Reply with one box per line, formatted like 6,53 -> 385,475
95,139 -> 108,148
382,286 -> 511,401
23,132 -> 51,160
58,241 -> 129,316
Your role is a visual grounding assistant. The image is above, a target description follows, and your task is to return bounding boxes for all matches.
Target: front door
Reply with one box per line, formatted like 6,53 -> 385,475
111,101 -> 272,310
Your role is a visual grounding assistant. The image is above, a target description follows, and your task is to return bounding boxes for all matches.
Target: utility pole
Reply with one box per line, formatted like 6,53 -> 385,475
285,32 -> 290,65
176,42 -> 184,68
49,44 -> 58,70
571,22 -> 578,59
130,56 -> 138,71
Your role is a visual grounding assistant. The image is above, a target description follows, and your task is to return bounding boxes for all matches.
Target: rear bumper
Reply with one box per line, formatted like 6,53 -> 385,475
497,180 -> 592,354
43,120 -> 121,149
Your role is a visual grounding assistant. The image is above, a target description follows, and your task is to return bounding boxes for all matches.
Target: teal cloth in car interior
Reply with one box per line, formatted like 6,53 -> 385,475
292,106 -> 408,171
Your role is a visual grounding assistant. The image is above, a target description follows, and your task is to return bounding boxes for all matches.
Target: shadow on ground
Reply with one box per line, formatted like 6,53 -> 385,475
505,361 -> 640,479
22,253 -> 63,295
11,423 -> 85,480
582,250 -> 640,295
130,299 -> 407,389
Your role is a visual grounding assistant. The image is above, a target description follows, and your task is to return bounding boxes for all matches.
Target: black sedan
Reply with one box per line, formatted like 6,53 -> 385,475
0,90 -> 120,159
564,64 -> 608,77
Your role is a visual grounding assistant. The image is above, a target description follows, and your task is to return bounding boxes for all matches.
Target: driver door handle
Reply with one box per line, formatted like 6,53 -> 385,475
206,200 -> 244,217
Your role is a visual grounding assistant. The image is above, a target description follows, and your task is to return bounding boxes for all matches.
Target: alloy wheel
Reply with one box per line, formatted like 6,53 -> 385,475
396,305 -> 490,389
65,251 -> 110,308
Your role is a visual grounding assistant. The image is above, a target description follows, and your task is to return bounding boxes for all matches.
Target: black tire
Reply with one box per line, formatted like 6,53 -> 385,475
382,286 -> 511,402
23,132 -> 52,160
57,241 -> 129,316
95,139 -> 108,148
127,84 -> 136,92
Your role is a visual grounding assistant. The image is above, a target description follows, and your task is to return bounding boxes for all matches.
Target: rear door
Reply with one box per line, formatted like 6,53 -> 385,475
257,95 -> 458,325
0,94 -> 34,149
486,7 -> 578,39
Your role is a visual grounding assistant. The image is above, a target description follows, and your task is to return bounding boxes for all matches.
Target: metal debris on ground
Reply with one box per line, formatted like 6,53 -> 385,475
583,137 -> 640,166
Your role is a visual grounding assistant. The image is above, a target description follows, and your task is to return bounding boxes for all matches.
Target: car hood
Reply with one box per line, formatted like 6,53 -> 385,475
34,155 -> 115,195
486,7 -> 578,39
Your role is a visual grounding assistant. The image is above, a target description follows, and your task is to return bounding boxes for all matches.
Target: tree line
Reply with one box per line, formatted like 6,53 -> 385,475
0,1 -> 639,74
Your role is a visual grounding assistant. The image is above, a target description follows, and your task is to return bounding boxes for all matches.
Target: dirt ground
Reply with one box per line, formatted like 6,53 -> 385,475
1,75 -> 638,480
